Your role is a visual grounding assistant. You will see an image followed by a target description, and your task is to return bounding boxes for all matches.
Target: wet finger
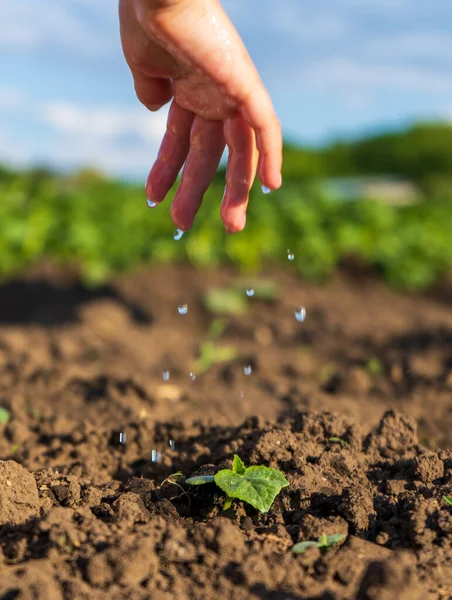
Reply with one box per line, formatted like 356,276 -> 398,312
170,117 -> 225,231
241,87 -> 282,191
221,115 -> 258,233
146,100 -> 194,204
133,72 -> 172,112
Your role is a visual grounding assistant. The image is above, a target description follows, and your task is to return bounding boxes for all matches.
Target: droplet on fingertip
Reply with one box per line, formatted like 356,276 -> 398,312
146,198 -> 157,208
174,229 -> 184,241
261,185 -> 271,195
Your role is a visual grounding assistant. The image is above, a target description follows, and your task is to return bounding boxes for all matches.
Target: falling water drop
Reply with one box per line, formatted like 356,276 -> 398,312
261,185 -> 271,195
178,304 -> 188,315
146,198 -> 157,208
169,439 -> 176,450
287,249 -> 295,261
162,370 -> 170,381
174,229 -> 184,241
244,364 -> 252,376
189,372 -> 196,381
246,288 -> 255,297
119,432 -> 127,445
151,449 -> 162,463
295,306 -> 307,323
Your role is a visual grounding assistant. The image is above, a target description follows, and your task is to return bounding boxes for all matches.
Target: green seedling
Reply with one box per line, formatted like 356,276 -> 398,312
328,437 -> 350,449
186,454 -> 289,513
443,495 -> 452,506
204,287 -> 248,315
292,533 -> 346,554
365,357 -> 383,376
232,278 -> 280,301
0,407 -> 9,425
161,472 -> 191,507
193,319 -> 238,374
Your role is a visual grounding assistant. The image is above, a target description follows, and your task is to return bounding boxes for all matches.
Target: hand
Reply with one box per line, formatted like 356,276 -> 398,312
119,0 -> 282,233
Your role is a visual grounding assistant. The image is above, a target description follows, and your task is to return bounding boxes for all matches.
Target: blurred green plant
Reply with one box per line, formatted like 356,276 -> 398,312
193,319 -> 238,374
3,123 -> 452,291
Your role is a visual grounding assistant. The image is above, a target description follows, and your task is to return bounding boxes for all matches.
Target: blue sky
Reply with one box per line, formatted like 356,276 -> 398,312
1,0 -> 452,179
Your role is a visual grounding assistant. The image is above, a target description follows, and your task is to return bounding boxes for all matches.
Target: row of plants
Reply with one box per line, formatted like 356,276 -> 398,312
1,165 -> 452,290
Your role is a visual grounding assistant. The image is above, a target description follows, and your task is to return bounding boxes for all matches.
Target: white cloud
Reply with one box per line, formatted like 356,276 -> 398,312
300,58 -> 452,94
0,1 -> 116,60
41,101 -> 168,142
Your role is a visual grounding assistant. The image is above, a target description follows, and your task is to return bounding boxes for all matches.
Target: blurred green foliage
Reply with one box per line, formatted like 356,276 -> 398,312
2,122 -> 452,291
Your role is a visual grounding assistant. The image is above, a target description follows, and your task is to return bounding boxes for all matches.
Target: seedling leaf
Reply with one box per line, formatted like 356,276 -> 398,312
443,495 -> 452,506
328,437 -> 350,449
204,288 -> 248,315
233,455 -> 246,475
292,533 -> 346,554
0,407 -> 9,425
214,456 -> 289,513
185,475 -> 215,486
322,534 -> 346,547
292,540 -> 320,554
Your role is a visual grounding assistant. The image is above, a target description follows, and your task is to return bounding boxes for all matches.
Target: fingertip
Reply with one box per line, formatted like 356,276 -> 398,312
170,202 -> 192,232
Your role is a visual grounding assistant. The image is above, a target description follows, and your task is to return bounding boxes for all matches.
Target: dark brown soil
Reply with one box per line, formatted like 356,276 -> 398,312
0,264 -> 451,599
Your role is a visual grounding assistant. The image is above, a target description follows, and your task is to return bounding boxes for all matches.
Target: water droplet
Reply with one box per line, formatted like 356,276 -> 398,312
178,304 -> 188,315
261,185 -> 271,194
174,229 -> 184,241
287,249 -> 295,261
189,372 -> 196,381
295,306 -> 307,323
151,449 -> 162,463
244,364 -> 252,376
246,288 -> 254,297
169,439 -> 175,450
119,432 -> 127,445
162,370 -> 170,381
146,198 -> 157,208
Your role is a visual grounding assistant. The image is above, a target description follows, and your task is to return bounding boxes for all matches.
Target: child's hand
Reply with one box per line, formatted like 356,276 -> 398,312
119,0 -> 282,233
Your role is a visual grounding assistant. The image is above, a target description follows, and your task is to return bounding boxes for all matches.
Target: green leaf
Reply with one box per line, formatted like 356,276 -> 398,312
443,495 -> 452,506
292,540 -> 321,554
0,407 -> 9,425
214,464 -> 289,513
232,455 -> 246,475
322,533 -> 346,547
185,475 -> 215,486
204,288 -> 248,315
292,533 -> 346,554
328,437 -> 349,449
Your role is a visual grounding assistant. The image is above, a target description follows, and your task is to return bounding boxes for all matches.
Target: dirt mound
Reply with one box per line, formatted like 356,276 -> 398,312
0,409 -> 450,599
1,265 -> 452,598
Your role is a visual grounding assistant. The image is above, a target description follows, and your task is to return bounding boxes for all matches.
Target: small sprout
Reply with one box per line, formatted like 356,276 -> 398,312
163,471 -> 184,484
366,357 -> 383,376
328,437 -> 350,449
443,495 -> 452,506
185,475 -> 215,485
292,533 -> 346,554
187,454 -> 289,514
223,496 -> 233,511
0,407 -> 10,425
